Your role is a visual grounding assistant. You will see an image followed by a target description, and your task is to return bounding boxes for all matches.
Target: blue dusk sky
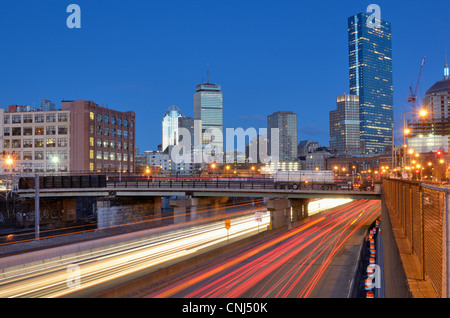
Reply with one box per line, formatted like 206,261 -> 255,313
0,0 -> 449,152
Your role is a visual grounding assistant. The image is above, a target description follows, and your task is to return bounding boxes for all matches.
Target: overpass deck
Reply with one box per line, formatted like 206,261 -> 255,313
16,181 -> 381,200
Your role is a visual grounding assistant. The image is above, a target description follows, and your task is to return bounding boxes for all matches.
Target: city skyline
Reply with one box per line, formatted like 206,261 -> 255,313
0,0 -> 449,152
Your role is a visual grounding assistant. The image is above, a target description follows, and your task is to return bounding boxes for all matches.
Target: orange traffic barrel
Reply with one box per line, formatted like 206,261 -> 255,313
366,290 -> 375,298
369,257 -> 376,265
365,278 -> 373,290
367,265 -> 375,276
370,243 -> 375,249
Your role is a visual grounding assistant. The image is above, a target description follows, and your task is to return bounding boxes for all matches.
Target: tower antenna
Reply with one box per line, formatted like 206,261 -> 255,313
445,46 -> 448,69
445,46 -> 449,79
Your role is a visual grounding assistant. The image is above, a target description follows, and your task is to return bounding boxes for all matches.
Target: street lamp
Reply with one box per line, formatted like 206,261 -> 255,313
3,156 -> 14,221
419,109 -> 428,117
210,163 -> 216,177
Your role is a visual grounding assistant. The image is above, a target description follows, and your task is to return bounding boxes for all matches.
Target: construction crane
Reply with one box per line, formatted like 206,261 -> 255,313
408,56 -> 426,111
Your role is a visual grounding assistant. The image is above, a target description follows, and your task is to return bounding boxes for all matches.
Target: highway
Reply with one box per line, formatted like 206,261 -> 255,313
143,199 -> 381,298
0,210 -> 271,298
0,198 -> 364,298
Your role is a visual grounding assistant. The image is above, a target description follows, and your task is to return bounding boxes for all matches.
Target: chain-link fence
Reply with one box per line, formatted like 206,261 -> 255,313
382,178 -> 450,297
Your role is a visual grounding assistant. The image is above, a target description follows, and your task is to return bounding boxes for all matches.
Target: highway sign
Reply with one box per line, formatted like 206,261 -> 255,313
225,219 -> 231,230
255,212 -> 263,223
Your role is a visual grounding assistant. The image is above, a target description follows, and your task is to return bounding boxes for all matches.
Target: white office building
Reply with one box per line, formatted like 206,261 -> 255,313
0,106 -> 71,173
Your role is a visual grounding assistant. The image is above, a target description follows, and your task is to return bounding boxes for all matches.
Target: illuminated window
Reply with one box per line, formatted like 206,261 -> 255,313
46,126 -> 56,135
58,113 -> 68,122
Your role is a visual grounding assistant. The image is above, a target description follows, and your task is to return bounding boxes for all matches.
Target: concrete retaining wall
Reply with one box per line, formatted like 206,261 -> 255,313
97,197 -> 161,229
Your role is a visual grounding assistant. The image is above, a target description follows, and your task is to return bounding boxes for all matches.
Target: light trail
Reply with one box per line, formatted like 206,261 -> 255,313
0,210 -> 270,298
308,198 -> 353,215
0,198 -> 266,246
144,200 -> 381,298
0,197 -> 357,298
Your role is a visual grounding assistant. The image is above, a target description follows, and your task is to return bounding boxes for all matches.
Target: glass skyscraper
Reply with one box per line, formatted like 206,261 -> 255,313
162,105 -> 182,152
194,82 -> 223,152
348,12 -> 393,154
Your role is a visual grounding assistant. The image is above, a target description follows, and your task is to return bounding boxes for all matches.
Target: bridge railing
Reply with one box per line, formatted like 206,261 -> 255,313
108,179 -> 275,190
382,178 -> 450,297
105,177 -> 376,192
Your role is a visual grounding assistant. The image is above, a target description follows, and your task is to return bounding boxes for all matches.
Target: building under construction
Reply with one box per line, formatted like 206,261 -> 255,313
407,61 -> 450,152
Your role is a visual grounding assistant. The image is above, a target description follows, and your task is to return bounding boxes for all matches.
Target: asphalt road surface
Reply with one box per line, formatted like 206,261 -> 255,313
143,199 -> 381,298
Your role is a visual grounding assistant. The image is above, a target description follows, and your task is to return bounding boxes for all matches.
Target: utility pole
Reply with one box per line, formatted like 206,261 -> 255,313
34,174 -> 40,240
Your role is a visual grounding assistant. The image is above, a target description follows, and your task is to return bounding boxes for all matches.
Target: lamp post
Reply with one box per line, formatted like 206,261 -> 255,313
2,157 -> 40,239
34,173 -> 40,240
5,156 -> 13,220
20,161 -> 40,240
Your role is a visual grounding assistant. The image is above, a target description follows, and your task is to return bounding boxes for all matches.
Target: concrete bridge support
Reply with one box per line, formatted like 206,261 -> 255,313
62,198 -> 77,222
266,198 -> 310,230
97,196 -> 162,229
290,199 -> 310,222
170,197 -> 229,224
169,198 -> 192,224
191,197 -> 229,220
266,199 -> 291,230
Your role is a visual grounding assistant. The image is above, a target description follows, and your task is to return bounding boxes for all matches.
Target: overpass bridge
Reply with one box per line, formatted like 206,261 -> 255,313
16,179 -> 381,200
14,177 -> 381,233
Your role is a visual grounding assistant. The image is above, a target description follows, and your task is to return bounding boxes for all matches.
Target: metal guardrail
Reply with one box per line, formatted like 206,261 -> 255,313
106,178 -> 378,193
382,178 -> 450,298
